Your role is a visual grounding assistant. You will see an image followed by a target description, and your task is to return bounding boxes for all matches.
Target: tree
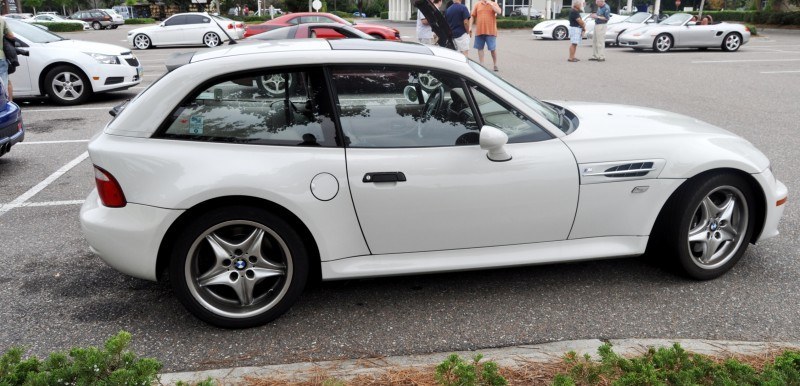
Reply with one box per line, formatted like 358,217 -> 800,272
25,0 -> 44,13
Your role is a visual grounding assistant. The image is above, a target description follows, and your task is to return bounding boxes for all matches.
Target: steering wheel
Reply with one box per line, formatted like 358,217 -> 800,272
423,86 -> 444,120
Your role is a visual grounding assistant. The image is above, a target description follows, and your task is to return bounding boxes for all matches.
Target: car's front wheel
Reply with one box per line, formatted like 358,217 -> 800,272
133,34 -> 151,49
91,21 -> 101,30
203,32 -> 221,47
653,33 -> 673,52
553,26 -> 568,40
44,65 -> 92,105
169,206 -> 309,328
722,32 -> 742,52
659,173 -> 755,280
111,25 -> 119,29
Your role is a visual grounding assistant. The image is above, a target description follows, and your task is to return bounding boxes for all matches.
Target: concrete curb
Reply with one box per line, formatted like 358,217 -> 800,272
159,339 -> 800,385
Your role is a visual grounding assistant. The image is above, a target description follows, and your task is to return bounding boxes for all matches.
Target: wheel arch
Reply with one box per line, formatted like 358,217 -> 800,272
39,62 -> 93,98
156,195 -> 321,283
648,167 -> 767,248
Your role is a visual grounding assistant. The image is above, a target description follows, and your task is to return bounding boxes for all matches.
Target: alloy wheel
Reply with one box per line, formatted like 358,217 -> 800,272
685,185 -> 749,270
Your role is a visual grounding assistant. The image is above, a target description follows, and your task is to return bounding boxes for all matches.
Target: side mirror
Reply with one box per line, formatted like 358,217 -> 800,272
479,125 -> 511,162
159,22 -> 165,27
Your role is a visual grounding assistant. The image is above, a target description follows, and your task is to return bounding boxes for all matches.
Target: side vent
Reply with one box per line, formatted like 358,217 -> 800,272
579,159 -> 666,185
603,162 -> 655,178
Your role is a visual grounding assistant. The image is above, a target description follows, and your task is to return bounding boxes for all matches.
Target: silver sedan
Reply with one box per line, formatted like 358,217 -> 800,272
618,13 -> 750,52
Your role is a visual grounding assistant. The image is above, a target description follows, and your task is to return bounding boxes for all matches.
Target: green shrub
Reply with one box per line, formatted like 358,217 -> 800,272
0,331 -> 162,386
554,342 -> 800,385
32,22 -> 83,32
332,10 -> 352,18
435,353 -> 507,386
124,18 -> 157,24
242,15 -> 269,22
746,23 -> 758,35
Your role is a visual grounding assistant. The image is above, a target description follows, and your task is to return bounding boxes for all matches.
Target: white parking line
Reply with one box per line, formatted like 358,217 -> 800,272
23,106 -> 115,113
692,58 -> 800,64
18,140 -> 90,145
17,200 -> 85,207
0,152 -> 89,217
761,70 -> 800,74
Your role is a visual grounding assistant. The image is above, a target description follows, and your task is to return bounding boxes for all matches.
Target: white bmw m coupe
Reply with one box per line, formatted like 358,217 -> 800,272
80,39 -> 787,328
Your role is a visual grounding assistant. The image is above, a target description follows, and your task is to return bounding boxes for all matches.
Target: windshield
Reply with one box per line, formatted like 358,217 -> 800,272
659,13 -> 691,25
6,18 -> 65,43
469,61 -> 564,131
624,12 -> 651,23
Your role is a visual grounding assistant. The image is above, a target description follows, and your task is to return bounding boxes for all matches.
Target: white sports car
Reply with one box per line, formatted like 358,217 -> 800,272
619,13 -> 751,52
586,12 -> 654,45
80,39 -> 787,328
8,18 -> 142,105
532,13 -> 624,40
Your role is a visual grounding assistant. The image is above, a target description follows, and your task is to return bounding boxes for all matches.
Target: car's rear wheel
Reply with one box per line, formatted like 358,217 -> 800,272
553,26 -> 568,40
44,65 -> 92,105
204,32 -> 221,47
658,173 -> 755,280
169,206 -> 309,328
91,21 -> 101,30
722,32 -> 742,52
111,25 -> 119,29
653,33 -> 672,52
133,34 -> 151,49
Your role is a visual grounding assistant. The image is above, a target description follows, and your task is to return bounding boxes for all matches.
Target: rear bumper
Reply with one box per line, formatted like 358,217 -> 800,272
80,189 -> 184,281
0,102 -> 23,156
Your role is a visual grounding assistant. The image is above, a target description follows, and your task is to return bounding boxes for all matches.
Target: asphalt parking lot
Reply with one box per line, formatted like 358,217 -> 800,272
0,22 -> 798,372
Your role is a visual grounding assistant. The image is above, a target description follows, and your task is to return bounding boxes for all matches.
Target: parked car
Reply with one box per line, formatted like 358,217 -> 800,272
586,12 -> 654,45
582,12 -> 625,36
244,12 -> 400,39
0,81 -> 23,158
25,14 -> 91,30
531,13 -> 588,40
243,22 -> 374,41
69,9 -> 120,30
7,18 -> 142,105
100,9 -> 126,28
353,11 -> 367,17
510,6 -> 541,18
127,12 -> 241,49
211,14 -> 245,39
81,39 -> 787,328
618,13 -> 750,52
2,13 -> 33,20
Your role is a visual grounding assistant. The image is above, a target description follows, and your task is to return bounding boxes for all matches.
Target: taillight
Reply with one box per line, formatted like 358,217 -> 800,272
94,165 -> 127,208
227,23 -> 233,29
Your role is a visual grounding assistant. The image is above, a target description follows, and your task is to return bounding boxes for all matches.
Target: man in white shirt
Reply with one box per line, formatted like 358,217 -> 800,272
417,0 -> 443,44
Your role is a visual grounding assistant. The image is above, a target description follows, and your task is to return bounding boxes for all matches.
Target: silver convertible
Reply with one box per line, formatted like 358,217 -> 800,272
618,13 -> 750,52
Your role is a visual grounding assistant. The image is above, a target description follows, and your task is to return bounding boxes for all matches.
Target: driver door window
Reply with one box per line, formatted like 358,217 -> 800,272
330,66 -> 480,148
164,15 -> 186,26
469,84 -> 552,143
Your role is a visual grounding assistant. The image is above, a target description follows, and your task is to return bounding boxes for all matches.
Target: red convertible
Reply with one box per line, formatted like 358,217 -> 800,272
244,12 -> 400,40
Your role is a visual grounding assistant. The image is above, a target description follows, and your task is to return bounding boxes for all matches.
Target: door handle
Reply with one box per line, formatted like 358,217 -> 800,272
362,172 -> 407,183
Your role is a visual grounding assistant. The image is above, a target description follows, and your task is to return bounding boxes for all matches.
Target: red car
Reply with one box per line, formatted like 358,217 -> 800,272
244,12 -> 400,40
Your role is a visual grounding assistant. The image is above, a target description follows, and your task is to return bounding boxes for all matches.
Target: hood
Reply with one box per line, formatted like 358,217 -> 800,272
45,39 -> 130,55
619,24 -> 664,36
553,101 -> 768,173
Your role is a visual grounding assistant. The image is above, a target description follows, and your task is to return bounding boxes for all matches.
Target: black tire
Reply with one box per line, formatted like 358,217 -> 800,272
653,33 -> 672,53
91,21 -> 101,30
655,173 -> 755,280
553,26 -> 568,40
133,33 -> 151,49
111,25 -> 119,29
169,206 -> 309,328
722,32 -> 742,52
44,65 -> 92,105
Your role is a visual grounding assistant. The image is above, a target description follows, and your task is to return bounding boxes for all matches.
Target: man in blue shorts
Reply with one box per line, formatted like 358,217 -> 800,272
470,0 -> 501,71
567,0 -> 586,62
